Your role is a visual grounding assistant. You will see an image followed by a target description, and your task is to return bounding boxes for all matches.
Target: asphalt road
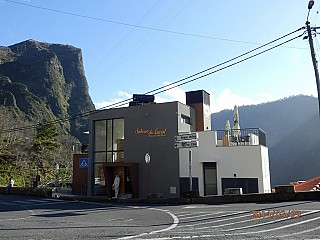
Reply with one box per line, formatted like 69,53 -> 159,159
0,195 -> 319,239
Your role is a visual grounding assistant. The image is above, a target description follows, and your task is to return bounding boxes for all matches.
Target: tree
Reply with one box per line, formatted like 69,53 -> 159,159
32,123 -> 59,154
0,107 -> 34,186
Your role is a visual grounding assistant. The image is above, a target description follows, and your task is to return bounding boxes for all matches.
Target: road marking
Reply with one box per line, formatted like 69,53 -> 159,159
234,212 -> 320,235
106,218 -> 126,222
122,219 -> 133,222
179,211 -> 223,220
223,210 -> 319,232
176,211 -> 248,228
164,210 -> 320,238
271,223 -> 320,238
175,211 -> 207,217
193,215 -> 255,230
117,208 -> 179,240
183,205 -> 229,209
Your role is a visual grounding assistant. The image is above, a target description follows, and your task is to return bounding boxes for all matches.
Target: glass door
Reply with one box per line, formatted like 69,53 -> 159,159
203,163 -> 217,195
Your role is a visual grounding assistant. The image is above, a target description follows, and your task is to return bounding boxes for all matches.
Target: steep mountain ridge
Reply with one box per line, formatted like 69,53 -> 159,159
0,40 -> 95,143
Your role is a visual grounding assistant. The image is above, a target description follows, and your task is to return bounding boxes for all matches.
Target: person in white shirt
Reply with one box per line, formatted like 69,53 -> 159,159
6,178 -> 14,194
112,174 -> 120,198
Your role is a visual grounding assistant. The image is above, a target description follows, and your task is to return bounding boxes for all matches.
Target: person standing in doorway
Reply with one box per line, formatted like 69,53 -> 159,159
6,178 -> 14,194
112,174 -> 120,198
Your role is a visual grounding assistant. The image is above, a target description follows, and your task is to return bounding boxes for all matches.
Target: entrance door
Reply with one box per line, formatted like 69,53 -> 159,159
203,162 -> 217,195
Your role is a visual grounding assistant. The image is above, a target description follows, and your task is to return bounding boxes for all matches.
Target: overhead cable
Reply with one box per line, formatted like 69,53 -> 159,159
4,0 -> 307,49
0,29 -> 305,133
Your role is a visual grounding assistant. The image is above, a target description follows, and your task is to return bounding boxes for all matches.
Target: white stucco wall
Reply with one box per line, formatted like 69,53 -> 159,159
179,131 -> 271,196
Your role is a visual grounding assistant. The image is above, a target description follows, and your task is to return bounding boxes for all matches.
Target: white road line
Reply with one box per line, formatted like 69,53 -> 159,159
175,211 -> 207,217
176,211 -> 248,228
223,210 -> 319,232
223,214 -> 320,237
269,223 -> 320,238
179,212 -> 223,220
122,219 -> 133,222
26,199 -> 53,202
128,210 -> 320,240
194,215 -> 256,230
117,208 -> 179,240
183,205 -> 229,209
13,200 -> 33,204
105,218 -> 124,222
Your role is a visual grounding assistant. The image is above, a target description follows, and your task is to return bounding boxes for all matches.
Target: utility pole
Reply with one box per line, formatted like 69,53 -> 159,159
306,0 -> 320,116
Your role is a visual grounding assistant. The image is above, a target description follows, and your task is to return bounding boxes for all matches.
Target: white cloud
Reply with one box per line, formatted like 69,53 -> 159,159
94,85 -> 273,114
210,88 -> 253,113
117,91 -> 131,98
94,90 -> 132,109
155,81 -> 186,104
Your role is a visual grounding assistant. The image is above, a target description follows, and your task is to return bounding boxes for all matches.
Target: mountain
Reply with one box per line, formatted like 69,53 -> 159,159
0,40 -> 95,143
211,95 -> 320,187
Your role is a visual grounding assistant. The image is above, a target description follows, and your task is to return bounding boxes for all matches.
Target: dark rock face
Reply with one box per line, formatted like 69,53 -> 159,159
0,40 -> 95,143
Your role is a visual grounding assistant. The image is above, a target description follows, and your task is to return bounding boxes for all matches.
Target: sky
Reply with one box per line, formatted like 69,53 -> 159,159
1,0 -> 320,112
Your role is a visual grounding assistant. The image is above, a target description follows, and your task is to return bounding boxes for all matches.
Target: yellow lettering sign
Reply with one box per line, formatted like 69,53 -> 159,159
135,128 -> 167,137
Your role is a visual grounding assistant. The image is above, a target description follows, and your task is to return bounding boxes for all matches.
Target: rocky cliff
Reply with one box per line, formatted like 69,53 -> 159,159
0,40 -> 95,143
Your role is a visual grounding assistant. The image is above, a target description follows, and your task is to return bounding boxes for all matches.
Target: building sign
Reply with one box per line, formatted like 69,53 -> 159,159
135,128 -> 167,137
174,133 -> 198,141
174,141 -> 199,148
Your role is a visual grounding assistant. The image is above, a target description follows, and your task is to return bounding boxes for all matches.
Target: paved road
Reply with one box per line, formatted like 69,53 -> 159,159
0,195 -> 319,239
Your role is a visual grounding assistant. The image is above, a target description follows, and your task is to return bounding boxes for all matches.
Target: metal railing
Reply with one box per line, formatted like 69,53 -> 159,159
216,128 -> 266,147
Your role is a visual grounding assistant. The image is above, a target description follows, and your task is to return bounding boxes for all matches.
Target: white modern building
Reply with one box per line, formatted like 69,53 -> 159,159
179,130 -> 271,196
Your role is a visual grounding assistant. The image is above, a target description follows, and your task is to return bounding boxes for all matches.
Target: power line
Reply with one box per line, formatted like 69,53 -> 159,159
144,27 -> 305,95
4,0 -> 307,50
153,33 -> 304,95
0,28 -> 305,134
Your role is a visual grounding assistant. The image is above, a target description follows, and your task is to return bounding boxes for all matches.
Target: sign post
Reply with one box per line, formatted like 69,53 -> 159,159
189,148 -> 192,191
174,133 -> 199,192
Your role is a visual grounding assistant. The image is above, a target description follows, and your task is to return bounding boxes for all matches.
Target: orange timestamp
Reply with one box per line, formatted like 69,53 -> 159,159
251,210 -> 301,219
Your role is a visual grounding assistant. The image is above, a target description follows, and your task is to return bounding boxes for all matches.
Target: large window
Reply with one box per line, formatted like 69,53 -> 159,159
181,115 -> 191,125
93,118 -> 124,195
94,118 -> 124,163
221,178 -> 258,194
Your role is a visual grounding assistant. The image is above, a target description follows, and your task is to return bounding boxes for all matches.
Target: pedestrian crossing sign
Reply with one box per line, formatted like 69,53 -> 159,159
79,158 -> 89,168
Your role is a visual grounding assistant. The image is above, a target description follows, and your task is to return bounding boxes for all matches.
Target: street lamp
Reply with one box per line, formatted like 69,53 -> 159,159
305,0 -> 320,116
308,0 -> 315,10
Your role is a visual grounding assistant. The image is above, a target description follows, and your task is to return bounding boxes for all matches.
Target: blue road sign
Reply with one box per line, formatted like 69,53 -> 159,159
79,158 -> 89,168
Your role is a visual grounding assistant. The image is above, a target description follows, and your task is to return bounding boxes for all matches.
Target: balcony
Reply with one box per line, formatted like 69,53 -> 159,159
216,128 -> 266,147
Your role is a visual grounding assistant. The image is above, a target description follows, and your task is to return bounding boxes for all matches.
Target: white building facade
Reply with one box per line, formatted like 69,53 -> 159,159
179,131 -> 271,196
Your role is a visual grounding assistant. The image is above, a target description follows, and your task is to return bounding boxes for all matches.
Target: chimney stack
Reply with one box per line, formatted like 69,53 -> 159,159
186,90 -> 211,131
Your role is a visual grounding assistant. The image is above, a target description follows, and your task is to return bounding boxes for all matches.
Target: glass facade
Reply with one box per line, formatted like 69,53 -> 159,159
93,118 -> 124,194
